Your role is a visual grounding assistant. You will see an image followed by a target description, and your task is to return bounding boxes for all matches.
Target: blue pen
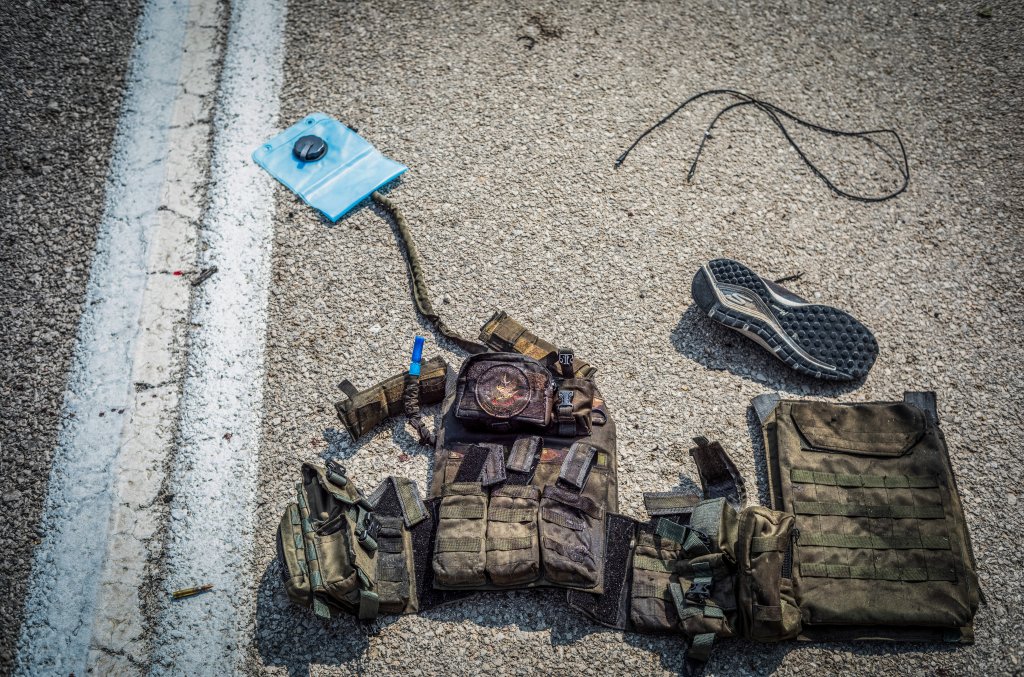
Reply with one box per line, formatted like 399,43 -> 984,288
408,335 -> 425,376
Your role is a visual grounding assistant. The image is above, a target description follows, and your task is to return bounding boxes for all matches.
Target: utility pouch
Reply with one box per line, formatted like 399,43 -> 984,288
539,485 -> 604,588
373,516 -> 412,614
278,463 -> 381,620
552,379 -> 596,437
735,506 -> 802,642
629,525 -> 683,632
277,502 -> 311,607
334,356 -> 448,440
455,353 -> 553,431
433,482 -> 487,587
485,485 -> 541,586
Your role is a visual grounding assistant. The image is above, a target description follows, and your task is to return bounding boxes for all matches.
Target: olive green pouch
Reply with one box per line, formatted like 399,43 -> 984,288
433,482 -> 488,587
539,485 -> 605,588
277,463 -> 381,619
735,506 -> 802,642
277,502 -> 311,607
485,484 -> 541,586
629,526 -> 683,632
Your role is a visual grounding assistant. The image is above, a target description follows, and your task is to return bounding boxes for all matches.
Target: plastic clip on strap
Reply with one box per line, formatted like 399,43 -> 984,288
403,336 -> 434,446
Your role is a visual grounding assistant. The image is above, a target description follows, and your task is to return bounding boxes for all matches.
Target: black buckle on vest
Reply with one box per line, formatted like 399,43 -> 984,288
685,580 -> 711,605
557,389 -> 574,413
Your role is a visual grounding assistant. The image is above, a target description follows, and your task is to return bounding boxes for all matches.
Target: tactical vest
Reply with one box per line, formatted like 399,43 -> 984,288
278,312 -> 981,673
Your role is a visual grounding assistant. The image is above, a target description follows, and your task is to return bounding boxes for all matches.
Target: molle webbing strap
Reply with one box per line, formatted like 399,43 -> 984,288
643,490 -> 701,517
797,532 -> 952,550
559,442 -> 597,490
439,503 -> 485,519
750,535 -> 789,553
478,310 -> 596,378
370,191 -> 487,355
435,537 -> 482,553
800,562 -> 957,582
790,468 -> 939,489
633,554 -> 678,573
690,436 -> 746,509
507,436 -> 541,474
488,508 -> 535,523
793,501 -> 946,519
358,589 -> 380,620
540,507 -> 586,530
487,536 -> 533,551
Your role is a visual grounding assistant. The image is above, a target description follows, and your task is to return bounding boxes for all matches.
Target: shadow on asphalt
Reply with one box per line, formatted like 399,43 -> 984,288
671,304 -> 867,397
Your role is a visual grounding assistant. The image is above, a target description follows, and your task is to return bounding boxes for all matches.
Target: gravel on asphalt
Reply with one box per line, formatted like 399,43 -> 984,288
254,1 -> 1023,675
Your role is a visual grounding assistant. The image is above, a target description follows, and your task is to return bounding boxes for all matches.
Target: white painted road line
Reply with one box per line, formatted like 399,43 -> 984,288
151,0 -> 287,673
13,0 -> 221,674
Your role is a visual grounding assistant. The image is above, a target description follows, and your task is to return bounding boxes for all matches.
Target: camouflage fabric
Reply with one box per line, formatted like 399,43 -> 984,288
755,392 -> 982,643
334,356 -> 448,440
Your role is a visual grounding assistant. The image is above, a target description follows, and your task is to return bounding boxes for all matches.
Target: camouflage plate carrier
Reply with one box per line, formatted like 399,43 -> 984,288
277,313 -> 981,674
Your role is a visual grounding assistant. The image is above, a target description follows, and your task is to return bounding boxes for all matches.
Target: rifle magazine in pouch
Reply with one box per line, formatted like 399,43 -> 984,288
433,482 -> 487,587
539,485 -> 604,588
485,485 -> 541,586
736,506 -> 802,642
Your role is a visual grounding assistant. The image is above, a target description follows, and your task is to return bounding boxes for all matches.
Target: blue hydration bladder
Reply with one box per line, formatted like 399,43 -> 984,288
252,113 -> 408,221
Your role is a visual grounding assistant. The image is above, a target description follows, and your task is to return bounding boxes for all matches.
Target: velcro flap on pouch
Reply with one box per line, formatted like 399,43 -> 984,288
791,402 -> 926,457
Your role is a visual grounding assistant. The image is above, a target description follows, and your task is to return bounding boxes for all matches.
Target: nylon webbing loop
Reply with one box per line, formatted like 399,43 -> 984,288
643,491 -> 701,517
793,501 -> 945,519
798,532 -> 952,550
633,554 -> 677,573
486,536 -> 533,551
540,507 -> 586,531
435,537 -> 482,553
750,535 -> 789,553
371,191 -> 487,355
439,503 -> 485,520
790,468 -> 938,489
488,508 -> 536,523
800,562 -> 957,582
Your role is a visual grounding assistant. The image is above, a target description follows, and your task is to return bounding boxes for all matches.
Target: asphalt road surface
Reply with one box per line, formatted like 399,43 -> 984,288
2,0 -> 1022,675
